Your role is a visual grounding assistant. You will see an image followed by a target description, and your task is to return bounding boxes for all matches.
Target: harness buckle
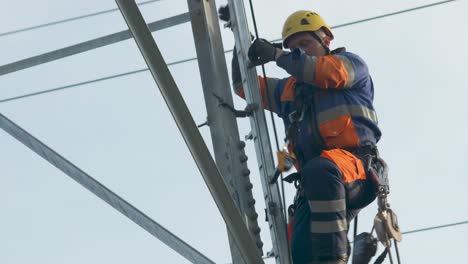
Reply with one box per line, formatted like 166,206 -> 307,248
288,108 -> 305,124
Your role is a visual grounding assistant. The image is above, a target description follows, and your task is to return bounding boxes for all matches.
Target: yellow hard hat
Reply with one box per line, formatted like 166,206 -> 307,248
281,10 -> 334,48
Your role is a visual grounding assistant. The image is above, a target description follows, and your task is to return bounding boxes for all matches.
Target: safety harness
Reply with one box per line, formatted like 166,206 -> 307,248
309,31 -> 331,55
269,80 -> 322,184
269,79 -> 402,264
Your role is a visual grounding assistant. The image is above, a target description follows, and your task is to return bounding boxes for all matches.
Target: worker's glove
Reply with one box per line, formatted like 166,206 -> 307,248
248,38 -> 277,67
218,5 -> 230,22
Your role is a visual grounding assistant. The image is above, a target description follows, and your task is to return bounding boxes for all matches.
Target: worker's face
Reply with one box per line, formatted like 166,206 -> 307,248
286,31 -> 330,56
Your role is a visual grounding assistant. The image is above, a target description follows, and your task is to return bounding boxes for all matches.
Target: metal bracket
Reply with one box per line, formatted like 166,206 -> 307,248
197,117 -> 209,128
245,131 -> 254,141
213,92 -> 258,117
268,201 -> 278,217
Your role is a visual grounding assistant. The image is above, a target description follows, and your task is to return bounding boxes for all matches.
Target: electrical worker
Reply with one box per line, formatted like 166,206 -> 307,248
227,9 -> 381,264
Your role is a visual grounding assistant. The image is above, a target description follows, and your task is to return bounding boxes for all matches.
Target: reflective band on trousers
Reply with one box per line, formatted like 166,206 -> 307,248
309,199 -> 346,213
310,219 -> 348,233
317,104 -> 378,125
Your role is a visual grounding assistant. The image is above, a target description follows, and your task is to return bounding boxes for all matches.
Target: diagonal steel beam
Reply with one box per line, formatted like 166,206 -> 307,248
115,0 -> 264,263
0,113 -> 215,264
0,13 -> 190,76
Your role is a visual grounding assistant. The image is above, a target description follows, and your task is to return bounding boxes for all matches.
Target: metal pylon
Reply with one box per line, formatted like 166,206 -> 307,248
115,0 -> 264,263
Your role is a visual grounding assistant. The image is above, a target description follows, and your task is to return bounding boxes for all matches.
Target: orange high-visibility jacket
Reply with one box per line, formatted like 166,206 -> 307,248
235,50 -> 381,162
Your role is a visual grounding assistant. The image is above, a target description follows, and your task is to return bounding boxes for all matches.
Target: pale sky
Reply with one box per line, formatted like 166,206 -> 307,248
1,0 -> 468,263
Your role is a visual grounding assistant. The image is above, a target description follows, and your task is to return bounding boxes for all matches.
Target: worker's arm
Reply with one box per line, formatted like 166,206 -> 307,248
275,50 -> 369,89
218,7 -> 282,113
232,48 -> 281,113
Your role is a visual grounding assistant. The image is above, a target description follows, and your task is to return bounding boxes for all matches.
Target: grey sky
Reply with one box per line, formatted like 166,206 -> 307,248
1,0 -> 467,263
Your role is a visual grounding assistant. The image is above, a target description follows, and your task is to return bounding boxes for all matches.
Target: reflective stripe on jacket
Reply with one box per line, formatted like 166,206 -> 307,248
234,51 -> 381,158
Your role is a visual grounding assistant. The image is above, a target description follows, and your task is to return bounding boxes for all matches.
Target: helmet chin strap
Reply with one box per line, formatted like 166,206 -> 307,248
309,31 -> 331,55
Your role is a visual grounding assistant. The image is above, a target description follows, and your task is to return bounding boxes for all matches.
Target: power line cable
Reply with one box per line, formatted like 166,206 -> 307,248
0,68 -> 148,103
330,0 -> 457,31
0,54 -> 201,103
401,220 -> 468,235
251,219 -> 468,262
268,0 -> 458,43
0,0 -> 457,103
0,0 -> 163,38
0,54 -> 205,104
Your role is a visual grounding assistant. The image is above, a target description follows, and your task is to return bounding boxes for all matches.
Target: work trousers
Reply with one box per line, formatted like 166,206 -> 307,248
291,150 -> 376,263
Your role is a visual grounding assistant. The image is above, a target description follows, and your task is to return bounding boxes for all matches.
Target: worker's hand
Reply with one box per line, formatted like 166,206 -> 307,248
218,5 -> 230,22
248,38 -> 277,67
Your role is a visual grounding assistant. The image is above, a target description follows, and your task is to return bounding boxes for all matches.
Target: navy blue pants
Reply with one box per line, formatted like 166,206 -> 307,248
291,155 -> 376,263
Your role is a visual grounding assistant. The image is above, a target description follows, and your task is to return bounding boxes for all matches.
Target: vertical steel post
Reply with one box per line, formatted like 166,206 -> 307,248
186,0 -> 263,263
115,1 -> 264,263
226,0 -> 291,263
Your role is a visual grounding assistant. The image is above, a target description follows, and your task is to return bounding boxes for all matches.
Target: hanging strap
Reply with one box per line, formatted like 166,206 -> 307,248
373,247 -> 389,264
308,31 -> 331,54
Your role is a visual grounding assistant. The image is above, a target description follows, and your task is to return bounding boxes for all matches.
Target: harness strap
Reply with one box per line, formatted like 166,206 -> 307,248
373,247 -> 389,264
308,31 -> 331,54
285,82 -> 327,166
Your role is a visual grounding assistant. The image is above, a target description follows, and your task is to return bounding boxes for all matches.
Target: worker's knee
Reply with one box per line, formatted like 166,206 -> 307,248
302,157 -> 341,183
300,157 -> 343,199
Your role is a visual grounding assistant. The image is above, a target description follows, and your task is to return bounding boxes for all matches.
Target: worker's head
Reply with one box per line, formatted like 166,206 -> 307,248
281,10 -> 333,56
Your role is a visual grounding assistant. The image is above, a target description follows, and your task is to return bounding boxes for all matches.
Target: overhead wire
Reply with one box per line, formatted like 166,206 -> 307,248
0,0 -> 457,104
326,0 -> 457,32
0,53 -> 202,104
0,68 -> 148,103
401,220 -> 468,235
0,0 -> 163,38
254,219 -> 468,261
0,0 -> 463,260
0,55 -> 199,104
0,0 -> 456,102
0,0 -> 458,103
